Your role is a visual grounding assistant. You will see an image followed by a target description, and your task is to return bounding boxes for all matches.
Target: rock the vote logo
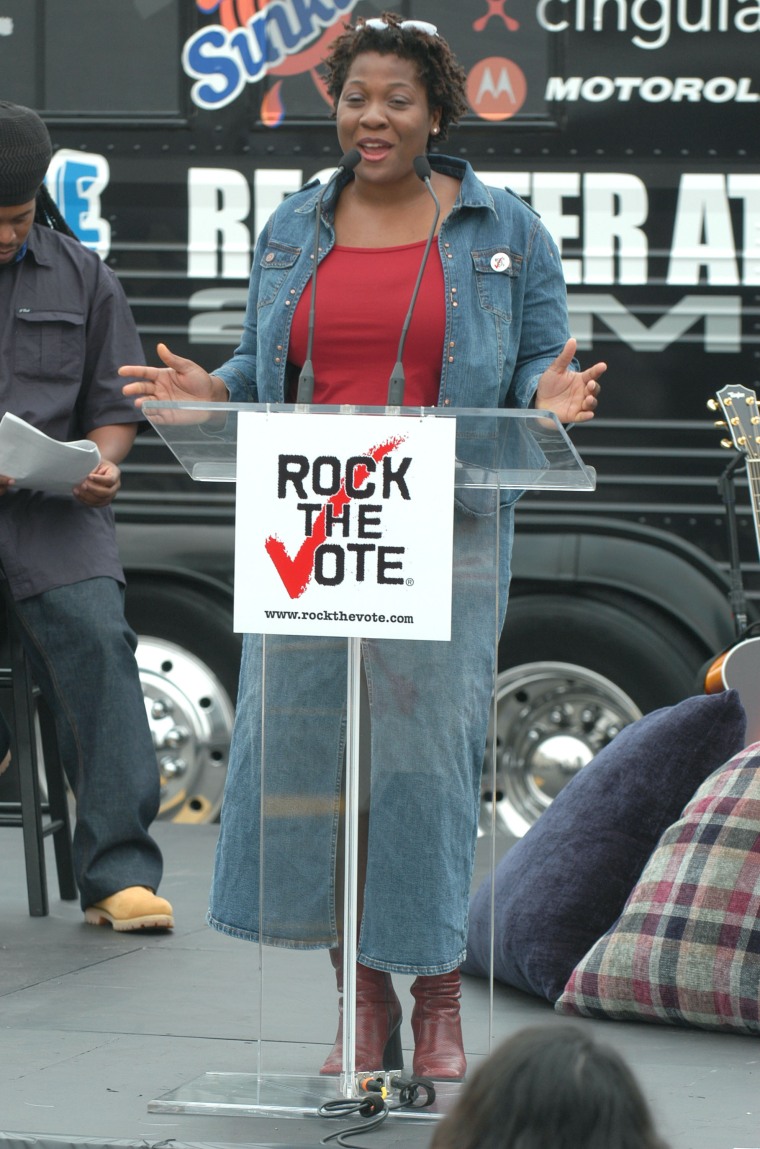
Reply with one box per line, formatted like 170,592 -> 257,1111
234,412 -> 456,640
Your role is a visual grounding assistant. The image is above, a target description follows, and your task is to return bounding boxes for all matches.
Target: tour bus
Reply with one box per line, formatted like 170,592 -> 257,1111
2,0 -> 758,831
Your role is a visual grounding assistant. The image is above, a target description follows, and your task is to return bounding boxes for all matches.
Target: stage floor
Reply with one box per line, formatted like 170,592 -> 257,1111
0,822 -> 758,1149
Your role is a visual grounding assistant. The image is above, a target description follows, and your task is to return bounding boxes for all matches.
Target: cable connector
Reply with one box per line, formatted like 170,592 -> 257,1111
357,1073 -> 388,1100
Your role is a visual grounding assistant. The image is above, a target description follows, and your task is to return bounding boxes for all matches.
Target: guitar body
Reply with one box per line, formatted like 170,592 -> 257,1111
705,636 -> 760,745
706,384 -> 760,745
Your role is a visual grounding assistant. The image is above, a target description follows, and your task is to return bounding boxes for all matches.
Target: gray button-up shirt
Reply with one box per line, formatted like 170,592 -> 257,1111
0,224 -> 145,600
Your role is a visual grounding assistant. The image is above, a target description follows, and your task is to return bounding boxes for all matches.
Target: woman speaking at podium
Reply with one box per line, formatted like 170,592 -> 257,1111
122,12 -> 604,1080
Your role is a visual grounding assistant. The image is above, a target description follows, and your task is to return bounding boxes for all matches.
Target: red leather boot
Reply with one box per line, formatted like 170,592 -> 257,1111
410,970 -> 467,1080
320,948 -> 403,1075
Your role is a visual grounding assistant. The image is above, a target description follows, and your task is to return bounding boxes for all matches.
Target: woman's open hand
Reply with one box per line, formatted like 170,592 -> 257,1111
119,342 -> 227,406
534,338 -> 606,424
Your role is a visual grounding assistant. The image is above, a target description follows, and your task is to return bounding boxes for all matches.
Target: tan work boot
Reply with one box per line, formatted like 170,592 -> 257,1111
84,886 -> 174,931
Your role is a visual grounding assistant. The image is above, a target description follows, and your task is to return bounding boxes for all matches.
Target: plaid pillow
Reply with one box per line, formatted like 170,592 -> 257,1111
556,742 -> 760,1033
462,690 -> 746,1002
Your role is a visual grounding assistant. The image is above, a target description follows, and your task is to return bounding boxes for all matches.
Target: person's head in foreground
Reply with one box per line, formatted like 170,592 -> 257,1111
429,1024 -> 670,1149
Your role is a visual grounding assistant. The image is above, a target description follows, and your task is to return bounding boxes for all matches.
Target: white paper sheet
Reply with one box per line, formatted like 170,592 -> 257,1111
0,412 -> 101,494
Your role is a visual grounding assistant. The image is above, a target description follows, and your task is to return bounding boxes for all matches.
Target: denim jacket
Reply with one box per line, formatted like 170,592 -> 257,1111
207,158 -> 575,974
214,155 -> 573,411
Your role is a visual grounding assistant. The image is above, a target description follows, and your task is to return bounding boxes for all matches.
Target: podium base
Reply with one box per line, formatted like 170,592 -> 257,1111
148,1071 -> 460,1121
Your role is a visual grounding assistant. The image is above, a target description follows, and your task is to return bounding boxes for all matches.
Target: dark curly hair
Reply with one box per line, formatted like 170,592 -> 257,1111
322,11 -> 469,146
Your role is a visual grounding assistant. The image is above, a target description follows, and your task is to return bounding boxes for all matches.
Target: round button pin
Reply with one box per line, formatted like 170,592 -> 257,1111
490,252 -> 511,272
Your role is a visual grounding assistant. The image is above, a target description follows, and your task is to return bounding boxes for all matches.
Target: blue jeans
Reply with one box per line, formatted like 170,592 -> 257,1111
11,577 -> 162,908
208,507 -> 513,975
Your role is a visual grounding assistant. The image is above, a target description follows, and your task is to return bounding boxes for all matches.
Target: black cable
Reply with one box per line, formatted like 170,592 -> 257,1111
318,1094 -> 389,1147
318,1074 -> 436,1147
388,1071 -> 436,1109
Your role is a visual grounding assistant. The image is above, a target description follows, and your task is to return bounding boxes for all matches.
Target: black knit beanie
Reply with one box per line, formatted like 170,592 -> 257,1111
0,101 -> 53,207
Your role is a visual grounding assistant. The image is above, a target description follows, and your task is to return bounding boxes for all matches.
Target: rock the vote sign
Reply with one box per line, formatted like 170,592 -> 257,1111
234,411 -> 456,640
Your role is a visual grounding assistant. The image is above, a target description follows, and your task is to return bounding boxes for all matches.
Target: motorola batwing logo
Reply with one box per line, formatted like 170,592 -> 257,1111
467,57 -> 527,121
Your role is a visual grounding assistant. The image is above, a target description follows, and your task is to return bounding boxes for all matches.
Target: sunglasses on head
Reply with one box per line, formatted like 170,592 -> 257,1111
359,18 -> 439,37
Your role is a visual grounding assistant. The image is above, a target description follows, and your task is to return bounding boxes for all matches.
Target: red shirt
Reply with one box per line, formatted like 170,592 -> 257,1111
288,241 -> 445,407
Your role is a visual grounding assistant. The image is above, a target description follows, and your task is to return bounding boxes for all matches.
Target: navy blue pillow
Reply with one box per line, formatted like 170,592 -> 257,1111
462,690 -> 747,1002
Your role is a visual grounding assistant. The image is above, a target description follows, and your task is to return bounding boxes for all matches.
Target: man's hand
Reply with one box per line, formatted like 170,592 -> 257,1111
72,460 -> 121,507
0,474 -> 14,496
534,338 -> 606,424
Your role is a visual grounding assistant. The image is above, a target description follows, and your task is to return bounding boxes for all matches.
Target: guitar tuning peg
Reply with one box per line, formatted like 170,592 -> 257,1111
720,438 -> 734,449
713,420 -> 727,428
707,398 -> 719,411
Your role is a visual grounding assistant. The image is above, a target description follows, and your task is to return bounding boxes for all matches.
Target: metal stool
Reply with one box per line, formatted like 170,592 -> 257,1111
0,608 -> 78,915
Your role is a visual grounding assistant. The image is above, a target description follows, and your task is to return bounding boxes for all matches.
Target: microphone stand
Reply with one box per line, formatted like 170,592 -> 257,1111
296,149 -> 360,404
386,156 -> 441,407
718,451 -> 750,638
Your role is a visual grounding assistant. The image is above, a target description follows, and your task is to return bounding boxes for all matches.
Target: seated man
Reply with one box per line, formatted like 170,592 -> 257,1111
0,101 -> 172,931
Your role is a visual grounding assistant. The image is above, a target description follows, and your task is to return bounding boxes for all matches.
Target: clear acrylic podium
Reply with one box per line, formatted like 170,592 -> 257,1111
141,402 -> 594,1122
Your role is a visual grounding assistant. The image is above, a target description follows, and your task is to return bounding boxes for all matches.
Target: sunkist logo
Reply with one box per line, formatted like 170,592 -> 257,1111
186,0 -> 360,114
184,0 -> 529,122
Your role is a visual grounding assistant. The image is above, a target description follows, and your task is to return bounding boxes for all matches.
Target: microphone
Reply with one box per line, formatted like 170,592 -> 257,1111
296,148 -> 361,404
386,155 -> 440,407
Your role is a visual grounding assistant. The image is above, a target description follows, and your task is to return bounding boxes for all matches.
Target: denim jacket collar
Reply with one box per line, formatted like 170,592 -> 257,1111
295,153 -> 497,219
